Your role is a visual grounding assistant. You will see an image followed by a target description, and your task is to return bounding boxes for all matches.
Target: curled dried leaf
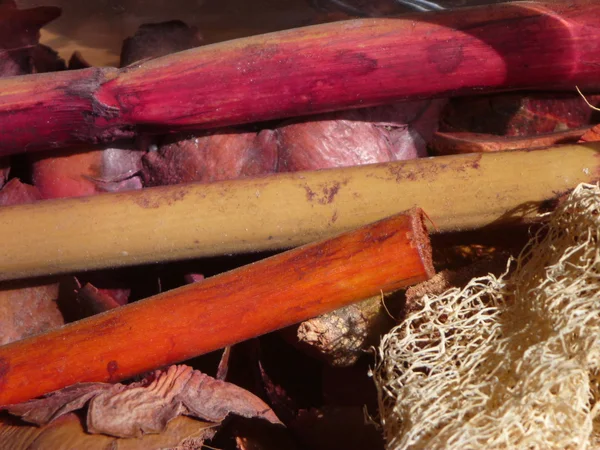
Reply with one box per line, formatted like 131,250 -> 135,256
5,365 -> 280,439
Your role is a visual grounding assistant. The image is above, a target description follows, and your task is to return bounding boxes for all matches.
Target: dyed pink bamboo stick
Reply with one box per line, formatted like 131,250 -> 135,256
0,0 -> 599,154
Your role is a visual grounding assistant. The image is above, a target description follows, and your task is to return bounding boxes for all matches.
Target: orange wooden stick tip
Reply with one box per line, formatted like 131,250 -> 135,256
0,208 -> 433,406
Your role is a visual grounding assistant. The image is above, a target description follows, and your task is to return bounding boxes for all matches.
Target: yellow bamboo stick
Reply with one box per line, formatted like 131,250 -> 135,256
0,143 -> 598,281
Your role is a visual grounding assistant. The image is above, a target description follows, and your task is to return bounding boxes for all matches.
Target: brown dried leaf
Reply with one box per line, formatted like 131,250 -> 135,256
142,129 -> 278,186
5,365 -> 279,439
276,100 -> 443,171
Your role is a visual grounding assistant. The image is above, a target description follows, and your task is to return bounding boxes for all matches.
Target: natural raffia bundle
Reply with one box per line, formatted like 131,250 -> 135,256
374,183 -> 600,450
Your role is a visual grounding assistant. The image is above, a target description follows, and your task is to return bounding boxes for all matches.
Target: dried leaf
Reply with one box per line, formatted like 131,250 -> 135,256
142,129 -> 278,186
5,365 -> 279,439
276,100 -> 443,171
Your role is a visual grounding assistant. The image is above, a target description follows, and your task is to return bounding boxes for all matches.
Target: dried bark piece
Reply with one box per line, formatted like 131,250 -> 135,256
0,179 -> 64,345
5,365 -> 279,438
0,412 -> 216,450
284,295 -> 394,367
120,20 -> 203,66
142,129 -> 278,186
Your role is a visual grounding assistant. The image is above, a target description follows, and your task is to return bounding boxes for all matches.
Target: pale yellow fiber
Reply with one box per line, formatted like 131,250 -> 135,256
374,183 -> 600,450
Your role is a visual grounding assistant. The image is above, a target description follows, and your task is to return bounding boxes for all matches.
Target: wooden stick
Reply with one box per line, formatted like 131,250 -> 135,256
0,210 -> 433,406
0,143 -> 598,282
0,1 -> 599,153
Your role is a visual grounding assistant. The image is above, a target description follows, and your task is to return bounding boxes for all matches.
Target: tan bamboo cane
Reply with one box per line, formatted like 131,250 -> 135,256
0,143 -> 598,281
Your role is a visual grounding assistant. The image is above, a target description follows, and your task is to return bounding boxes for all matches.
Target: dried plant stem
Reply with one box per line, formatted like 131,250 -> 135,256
0,1 -> 599,153
0,210 -> 433,406
0,143 -> 598,281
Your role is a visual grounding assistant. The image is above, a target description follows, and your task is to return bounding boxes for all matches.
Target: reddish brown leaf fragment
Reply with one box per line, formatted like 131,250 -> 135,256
276,101 -> 442,171
142,129 -> 278,186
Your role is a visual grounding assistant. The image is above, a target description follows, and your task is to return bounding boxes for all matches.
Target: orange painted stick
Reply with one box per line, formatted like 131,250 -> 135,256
0,209 -> 433,406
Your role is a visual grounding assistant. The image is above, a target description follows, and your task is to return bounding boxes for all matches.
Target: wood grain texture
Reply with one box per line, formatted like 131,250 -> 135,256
0,0 -> 599,153
0,210 -> 433,406
0,143 -> 598,282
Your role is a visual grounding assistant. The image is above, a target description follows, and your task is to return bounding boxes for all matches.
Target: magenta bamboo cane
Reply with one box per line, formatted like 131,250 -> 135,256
0,1 -> 599,154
